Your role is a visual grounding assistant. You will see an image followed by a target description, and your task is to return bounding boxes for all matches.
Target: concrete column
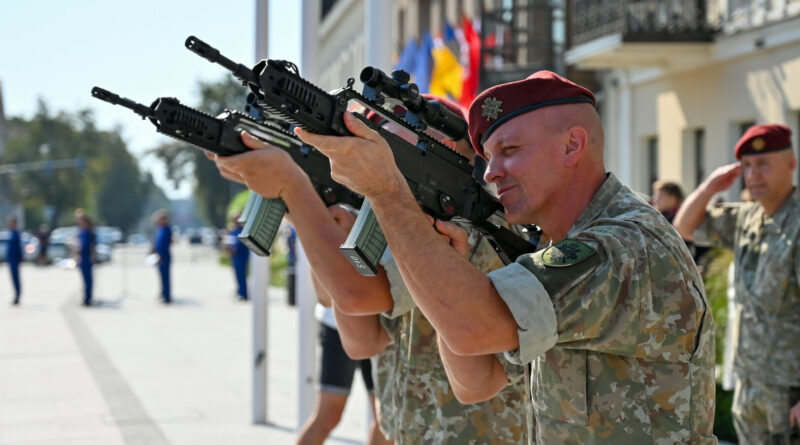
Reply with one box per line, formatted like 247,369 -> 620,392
251,0 -> 269,426
295,241 -> 318,428
617,69 -> 633,187
365,0 -> 394,71
297,0 -> 320,429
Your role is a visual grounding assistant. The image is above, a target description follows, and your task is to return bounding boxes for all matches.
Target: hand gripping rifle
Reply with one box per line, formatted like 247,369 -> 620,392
186,36 -> 536,275
90,86 -> 362,255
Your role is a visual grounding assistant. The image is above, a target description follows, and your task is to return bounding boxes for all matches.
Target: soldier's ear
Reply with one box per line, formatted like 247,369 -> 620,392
563,126 -> 588,167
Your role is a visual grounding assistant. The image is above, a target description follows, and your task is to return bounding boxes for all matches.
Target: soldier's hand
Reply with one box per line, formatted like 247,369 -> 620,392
211,132 -> 306,200
702,163 -> 741,194
791,400 -> 800,430
295,112 -> 406,200
328,205 -> 357,233
425,215 -> 471,258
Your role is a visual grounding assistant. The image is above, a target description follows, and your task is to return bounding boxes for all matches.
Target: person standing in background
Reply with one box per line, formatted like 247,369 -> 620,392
651,180 -> 685,223
228,215 -> 249,301
6,215 -> 23,305
674,123 -> 799,444
75,209 -> 95,307
152,209 -> 172,304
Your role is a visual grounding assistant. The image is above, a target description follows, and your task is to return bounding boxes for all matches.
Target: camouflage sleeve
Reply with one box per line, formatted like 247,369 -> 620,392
379,248 -> 416,319
493,352 -> 526,383
378,313 -> 401,343
487,262 -> 558,365
693,203 -> 741,249
491,223 -> 669,364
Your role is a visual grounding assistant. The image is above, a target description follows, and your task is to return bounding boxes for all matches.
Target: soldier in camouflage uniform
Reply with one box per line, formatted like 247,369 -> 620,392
297,70 -> 717,444
328,97 -> 535,443
373,225 -> 533,444
675,124 -> 800,445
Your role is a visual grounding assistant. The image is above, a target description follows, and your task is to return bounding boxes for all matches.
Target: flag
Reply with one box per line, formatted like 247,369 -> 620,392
429,27 -> 463,100
394,32 -> 433,93
459,14 -> 481,108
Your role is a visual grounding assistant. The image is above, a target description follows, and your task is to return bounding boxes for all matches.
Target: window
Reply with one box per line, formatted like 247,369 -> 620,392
694,128 -> 705,187
647,136 -> 659,188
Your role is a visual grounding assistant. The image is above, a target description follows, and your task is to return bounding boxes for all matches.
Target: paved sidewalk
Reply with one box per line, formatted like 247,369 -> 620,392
0,243 -> 370,445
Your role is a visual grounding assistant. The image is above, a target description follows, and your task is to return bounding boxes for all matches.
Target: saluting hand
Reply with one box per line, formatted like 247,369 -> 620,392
701,162 -> 742,194
209,132 -> 306,200
294,112 -> 406,200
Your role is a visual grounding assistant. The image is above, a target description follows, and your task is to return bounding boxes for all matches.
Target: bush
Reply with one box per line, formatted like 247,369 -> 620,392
701,247 -> 738,443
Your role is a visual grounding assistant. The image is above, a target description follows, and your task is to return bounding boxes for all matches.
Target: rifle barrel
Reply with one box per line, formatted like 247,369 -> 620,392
90,87 -> 154,119
185,35 -> 259,86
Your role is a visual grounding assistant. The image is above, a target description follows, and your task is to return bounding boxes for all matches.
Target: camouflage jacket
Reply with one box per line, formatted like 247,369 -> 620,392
695,188 -> 800,386
488,173 -> 717,444
375,227 -> 534,444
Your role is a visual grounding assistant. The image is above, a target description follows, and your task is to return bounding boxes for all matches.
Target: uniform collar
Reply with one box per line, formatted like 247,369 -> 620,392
762,187 -> 799,232
570,172 -> 622,233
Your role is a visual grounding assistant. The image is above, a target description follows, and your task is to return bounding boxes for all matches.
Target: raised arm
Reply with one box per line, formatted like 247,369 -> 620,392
437,336 -> 509,404
211,133 -> 394,315
674,163 -> 741,240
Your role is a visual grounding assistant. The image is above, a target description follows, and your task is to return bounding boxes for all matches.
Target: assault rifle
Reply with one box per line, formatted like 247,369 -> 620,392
186,36 -> 536,275
90,87 -> 362,255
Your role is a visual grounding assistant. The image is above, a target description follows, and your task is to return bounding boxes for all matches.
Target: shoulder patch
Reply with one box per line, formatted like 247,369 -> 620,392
541,240 -> 595,267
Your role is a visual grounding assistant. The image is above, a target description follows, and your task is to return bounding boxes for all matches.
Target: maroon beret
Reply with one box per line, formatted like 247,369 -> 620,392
735,124 -> 792,160
366,94 -> 467,137
468,70 -> 596,158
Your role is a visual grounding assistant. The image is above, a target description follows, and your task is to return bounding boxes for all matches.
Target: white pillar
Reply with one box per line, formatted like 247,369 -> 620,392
617,69 -> 633,186
295,241 -> 318,428
297,0 -> 320,430
365,0 -> 393,71
251,0 -> 270,425
363,0 -> 392,434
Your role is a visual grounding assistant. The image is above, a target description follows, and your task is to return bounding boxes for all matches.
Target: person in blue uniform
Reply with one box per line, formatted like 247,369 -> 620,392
75,210 -> 95,306
6,215 -> 23,305
228,216 -> 249,300
152,210 -> 172,304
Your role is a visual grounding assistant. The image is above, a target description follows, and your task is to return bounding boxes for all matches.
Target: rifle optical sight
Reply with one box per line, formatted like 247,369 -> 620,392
359,67 -> 467,141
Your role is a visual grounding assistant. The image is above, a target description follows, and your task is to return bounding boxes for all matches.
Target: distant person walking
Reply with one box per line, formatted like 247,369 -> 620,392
152,209 -> 172,304
75,209 -> 96,306
6,215 -> 23,305
228,215 -> 249,300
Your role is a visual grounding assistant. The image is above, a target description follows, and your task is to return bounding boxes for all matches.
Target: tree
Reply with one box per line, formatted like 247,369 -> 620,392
1,100 -> 152,231
149,75 -> 247,228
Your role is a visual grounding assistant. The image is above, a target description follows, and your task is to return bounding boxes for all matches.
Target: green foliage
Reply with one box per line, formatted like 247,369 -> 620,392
701,247 -> 738,443
1,102 -> 152,230
714,384 -> 738,442
227,190 -> 251,222
148,75 -> 247,227
702,247 -> 734,364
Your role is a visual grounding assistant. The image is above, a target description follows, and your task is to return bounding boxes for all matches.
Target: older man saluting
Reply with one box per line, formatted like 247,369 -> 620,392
675,124 -> 800,445
296,71 -> 717,444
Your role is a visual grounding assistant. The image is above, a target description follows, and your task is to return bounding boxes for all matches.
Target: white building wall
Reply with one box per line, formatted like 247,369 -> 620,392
599,25 -> 800,198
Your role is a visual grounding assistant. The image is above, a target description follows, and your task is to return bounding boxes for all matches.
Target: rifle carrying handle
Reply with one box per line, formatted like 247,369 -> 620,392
238,194 -> 287,256
340,199 -> 387,276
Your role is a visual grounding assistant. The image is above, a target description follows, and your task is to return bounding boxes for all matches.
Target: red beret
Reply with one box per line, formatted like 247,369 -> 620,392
366,94 -> 467,137
735,124 -> 792,159
468,71 -> 596,158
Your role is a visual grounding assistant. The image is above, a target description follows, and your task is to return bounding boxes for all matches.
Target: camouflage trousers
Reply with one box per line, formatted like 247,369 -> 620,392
732,379 -> 800,445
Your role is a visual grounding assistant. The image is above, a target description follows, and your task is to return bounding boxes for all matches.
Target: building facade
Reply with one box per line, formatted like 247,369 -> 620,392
566,0 -> 800,197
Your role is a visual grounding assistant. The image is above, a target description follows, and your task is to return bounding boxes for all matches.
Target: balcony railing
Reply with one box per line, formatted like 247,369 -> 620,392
569,0 -> 716,47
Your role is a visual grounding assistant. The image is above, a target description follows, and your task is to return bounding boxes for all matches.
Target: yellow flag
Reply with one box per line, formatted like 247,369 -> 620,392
429,44 -> 463,100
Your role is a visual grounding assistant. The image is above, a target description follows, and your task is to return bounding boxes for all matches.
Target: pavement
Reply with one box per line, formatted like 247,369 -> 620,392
0,243 -> 371,445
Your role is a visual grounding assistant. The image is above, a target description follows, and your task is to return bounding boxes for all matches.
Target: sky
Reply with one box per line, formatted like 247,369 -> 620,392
0,0 -> 301,199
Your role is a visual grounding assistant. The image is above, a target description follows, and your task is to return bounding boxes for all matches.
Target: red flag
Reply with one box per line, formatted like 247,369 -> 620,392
459,14 -> 481,108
